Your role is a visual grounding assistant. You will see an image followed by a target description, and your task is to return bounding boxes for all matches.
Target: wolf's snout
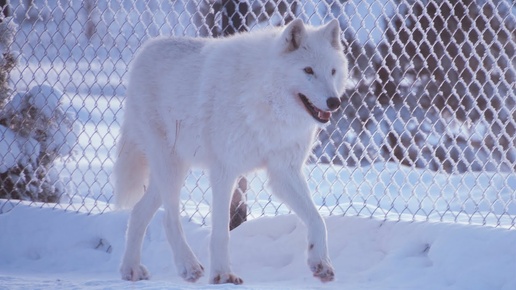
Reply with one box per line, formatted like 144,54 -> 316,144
326,97 -> 341,111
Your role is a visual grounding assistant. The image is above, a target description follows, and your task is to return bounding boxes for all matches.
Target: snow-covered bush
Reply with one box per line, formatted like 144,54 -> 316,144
0,85 -> 78,202
0,17 -> 16,107
0,18 -> 78,203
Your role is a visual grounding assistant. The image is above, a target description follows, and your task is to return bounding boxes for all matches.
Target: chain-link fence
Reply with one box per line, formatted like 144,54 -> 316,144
0,0 -> 514,229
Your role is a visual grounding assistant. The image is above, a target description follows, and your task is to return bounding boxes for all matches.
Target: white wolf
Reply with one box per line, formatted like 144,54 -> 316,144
114,19 -> 348,284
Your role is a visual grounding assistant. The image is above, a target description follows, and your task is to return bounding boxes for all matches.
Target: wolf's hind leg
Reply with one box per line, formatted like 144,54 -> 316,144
155,157 -> 204,282
120,186 -> 161,281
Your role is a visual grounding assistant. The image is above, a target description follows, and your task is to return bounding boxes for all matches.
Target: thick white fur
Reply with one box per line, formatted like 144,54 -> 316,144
114,19 -> 348,284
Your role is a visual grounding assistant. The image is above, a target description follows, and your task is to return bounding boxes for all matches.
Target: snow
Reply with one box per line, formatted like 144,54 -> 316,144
1,204 -> 515,290
0,125 -> 22,173
27,85 -> 61,120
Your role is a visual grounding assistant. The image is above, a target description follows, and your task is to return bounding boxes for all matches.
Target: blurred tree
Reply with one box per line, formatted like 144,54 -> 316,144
378,0 -> 516,172
316,0 -> 515,173
381,0 -> 515,122
0,0 -> 9,19
220,0 -> 249,35
194,0 -> 298,37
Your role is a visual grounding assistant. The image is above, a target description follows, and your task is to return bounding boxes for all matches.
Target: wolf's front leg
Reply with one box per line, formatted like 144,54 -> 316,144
208,169 -> 244,285
267,163 -> 335,282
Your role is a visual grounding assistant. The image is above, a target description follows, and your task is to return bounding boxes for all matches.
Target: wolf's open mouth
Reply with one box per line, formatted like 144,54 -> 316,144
298,93 -> 331,123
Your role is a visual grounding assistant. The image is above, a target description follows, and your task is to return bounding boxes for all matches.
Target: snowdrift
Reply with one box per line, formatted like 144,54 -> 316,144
1,204 -> 515,290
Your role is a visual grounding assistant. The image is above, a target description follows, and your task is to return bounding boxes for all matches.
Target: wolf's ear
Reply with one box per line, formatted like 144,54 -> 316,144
323,19 -> 342,50
282,19 -> 306,52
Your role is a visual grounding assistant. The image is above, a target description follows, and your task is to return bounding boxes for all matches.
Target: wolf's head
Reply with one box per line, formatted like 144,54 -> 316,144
275,19 -> 348,124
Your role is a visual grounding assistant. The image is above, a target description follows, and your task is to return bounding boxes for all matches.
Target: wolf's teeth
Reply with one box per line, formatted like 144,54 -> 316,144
318,111 -> 331,120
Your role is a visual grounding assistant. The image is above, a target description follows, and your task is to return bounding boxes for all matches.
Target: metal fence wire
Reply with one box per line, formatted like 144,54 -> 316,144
0,0 -> 515,229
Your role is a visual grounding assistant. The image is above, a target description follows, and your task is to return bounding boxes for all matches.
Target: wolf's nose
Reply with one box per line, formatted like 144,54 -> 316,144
326,97 -> 341,111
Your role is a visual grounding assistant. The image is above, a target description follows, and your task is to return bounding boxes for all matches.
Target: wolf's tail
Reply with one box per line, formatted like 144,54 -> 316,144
112,129 -> 149,209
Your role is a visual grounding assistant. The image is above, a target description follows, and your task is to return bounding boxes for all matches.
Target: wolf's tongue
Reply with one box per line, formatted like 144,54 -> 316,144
318,111 -> 331,120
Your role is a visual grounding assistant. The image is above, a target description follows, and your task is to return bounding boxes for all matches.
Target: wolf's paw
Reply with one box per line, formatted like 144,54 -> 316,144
178,262 -> 204,282
309,260 -> 335,282
210,273 -> 244,285
120,263 -> 150,281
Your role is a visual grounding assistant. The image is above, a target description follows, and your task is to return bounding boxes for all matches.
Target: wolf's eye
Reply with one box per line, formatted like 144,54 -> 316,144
304,67 -> 314,75
331,68 -> 336,76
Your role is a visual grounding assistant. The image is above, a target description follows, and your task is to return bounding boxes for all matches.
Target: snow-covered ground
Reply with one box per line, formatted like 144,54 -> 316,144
1,204 -> 516,290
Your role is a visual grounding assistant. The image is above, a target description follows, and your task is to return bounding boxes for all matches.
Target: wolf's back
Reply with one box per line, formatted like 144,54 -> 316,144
112,37 -> 207,209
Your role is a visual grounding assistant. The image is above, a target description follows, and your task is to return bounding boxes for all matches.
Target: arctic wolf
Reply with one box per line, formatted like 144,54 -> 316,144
114,19 -> 348,284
